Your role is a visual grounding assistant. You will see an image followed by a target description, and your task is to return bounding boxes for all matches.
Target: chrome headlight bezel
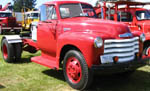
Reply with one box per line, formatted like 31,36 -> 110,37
140,33 -> 146,42
94,37 -> 103,48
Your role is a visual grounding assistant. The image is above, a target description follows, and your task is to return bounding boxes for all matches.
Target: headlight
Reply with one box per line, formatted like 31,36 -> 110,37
140,33 -> 145,42
94,37 -> 103,48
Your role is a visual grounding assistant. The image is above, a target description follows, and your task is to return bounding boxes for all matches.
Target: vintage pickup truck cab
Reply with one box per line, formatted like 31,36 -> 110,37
1,1 -> 147,90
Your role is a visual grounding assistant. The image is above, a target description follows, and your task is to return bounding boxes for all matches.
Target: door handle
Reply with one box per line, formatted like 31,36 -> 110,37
43,21 -> 52,23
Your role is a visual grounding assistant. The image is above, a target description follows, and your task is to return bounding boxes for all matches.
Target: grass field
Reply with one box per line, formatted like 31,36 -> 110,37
0,35 -> 150,91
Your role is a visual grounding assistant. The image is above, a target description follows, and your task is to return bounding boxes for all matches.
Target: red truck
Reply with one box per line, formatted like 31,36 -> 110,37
94,1 -> 150,58
0,2 -> 22,34
1,1 -> 148,90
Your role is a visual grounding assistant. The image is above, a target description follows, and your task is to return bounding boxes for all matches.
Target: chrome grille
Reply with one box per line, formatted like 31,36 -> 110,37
104,37 -> 139,63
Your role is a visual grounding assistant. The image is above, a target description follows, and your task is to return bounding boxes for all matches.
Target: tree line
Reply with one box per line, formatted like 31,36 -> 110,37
13,0 -> 36,12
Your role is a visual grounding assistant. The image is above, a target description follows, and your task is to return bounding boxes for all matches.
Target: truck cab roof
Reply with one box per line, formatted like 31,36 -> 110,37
44,0 -> 91,6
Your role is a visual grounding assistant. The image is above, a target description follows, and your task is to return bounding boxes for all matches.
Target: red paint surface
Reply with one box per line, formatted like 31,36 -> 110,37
66,57 -> 82,83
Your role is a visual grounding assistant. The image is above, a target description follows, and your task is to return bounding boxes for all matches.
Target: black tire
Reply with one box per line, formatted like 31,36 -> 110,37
63,50 -> 93,90
1,38 -> 14,63
13,43 -> 22,61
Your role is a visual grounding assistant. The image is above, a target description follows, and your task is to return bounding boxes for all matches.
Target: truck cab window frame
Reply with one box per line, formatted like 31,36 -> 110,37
46,5 -> 57,20
117,11 -> 133,22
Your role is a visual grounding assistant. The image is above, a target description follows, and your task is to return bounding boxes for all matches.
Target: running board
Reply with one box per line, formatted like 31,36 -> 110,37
31,56 -> 58,69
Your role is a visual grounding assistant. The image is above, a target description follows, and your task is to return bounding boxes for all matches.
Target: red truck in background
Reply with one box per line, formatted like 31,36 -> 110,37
0,2 -> 22,34
94,1 -> 150,58
1,1 -> 148,90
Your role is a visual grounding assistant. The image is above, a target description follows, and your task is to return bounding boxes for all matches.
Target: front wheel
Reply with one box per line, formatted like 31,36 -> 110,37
63,50 -> 93,90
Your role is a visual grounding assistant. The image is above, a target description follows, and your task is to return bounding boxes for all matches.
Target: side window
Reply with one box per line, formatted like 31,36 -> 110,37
46,6 -> 57,20
117,12 -> 133,22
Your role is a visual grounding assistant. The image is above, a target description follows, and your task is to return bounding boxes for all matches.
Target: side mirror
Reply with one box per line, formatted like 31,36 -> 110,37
40,5 -> 47,21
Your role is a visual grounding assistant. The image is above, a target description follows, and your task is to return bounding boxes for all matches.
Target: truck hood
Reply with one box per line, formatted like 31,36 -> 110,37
61,17 -> 130,39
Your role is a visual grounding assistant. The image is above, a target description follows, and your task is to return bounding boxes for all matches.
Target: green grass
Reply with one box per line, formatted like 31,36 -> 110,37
0,35 -> 150,91
0,51 -> 75,91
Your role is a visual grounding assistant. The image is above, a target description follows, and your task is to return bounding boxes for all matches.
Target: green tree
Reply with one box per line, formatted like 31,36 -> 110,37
13,0 -> 37,12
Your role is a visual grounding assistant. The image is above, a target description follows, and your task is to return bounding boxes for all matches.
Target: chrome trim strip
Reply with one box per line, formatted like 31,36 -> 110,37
105,37 -> 139,43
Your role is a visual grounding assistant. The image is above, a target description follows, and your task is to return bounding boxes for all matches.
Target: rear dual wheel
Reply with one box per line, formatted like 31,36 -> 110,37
1,38 -> 22,63
63,50 -> 93,90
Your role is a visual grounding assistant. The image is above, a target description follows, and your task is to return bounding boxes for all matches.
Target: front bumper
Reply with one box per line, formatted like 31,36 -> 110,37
91,58 -> 149,73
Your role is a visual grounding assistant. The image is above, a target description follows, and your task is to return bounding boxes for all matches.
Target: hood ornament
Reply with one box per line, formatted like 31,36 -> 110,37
119,33 -> 133,38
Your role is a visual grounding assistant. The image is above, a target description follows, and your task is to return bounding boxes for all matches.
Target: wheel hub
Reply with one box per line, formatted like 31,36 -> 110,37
66,57 -> 82,83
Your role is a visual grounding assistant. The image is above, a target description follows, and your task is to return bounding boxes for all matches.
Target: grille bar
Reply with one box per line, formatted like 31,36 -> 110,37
104,46 -> 139,53
104,41 -> 138,48
103,37 -> 139,63
105,37 -> 139,43
103,50 -> 138,57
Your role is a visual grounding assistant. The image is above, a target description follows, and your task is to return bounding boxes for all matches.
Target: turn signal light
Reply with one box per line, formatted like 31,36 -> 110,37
136,53 -> 140,57
113,56 -> 119,63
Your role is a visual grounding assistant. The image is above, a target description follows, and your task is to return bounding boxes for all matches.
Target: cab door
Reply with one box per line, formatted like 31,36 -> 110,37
37,5 -> 58,57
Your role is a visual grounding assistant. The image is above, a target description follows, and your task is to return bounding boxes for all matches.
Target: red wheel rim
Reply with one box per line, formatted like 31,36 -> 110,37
3,44 -> 8,59
66,57 -> 82,83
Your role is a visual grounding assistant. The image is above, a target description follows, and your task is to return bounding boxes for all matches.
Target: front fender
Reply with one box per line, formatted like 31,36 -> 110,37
57,32 -> 104,68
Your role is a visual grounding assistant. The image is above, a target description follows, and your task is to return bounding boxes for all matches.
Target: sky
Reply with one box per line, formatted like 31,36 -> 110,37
0,0 -> 97,8
0,0 -> 51,8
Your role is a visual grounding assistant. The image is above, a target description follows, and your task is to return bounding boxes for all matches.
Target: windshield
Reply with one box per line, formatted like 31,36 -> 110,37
31,13 -> 39,19
60,3 -> 97,19
136,10 -> 150,20
0,13 -> 12,17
